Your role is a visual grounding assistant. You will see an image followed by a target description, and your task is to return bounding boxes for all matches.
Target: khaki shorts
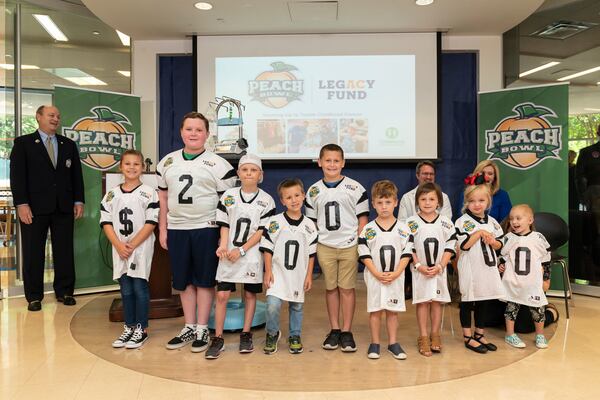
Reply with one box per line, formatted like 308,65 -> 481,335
317,243 -> 359,290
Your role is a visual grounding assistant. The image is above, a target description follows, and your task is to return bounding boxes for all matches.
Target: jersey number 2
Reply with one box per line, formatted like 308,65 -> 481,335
178,175 -> 193,204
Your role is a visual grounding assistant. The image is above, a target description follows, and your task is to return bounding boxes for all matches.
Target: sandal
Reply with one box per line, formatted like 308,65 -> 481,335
464,335 -> 488,354
417,335 -> 432,357
473,332 -> 497,351
430,334 -> 442,353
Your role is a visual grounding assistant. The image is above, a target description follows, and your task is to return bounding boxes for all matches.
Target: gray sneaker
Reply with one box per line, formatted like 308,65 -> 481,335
239,332 -> 254,353
205,336 -> 225,359
191,328 -> 210,353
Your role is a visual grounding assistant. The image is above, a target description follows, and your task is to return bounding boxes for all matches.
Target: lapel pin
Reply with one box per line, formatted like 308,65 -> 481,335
35,139 -> 40,143
66,159 -> 72,168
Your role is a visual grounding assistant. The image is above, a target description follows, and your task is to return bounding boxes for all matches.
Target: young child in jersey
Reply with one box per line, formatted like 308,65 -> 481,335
100,150 -> 159,349
305,144 -> 369,352
500,204 -> 551,349
260,178 -> 318,355
205,154 -> 276,359
454,173 -> 505,354
358,180 -> 412,360
405,182 -> 456,357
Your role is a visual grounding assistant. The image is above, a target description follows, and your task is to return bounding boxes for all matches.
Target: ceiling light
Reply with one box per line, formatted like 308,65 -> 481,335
44,67 -> 106,86
116,30 -> 130,46
557,66 -> 600,81
415,0 -> 434,5
63,77 -> 107,86
519,61 -> 560,78
584,108 -> 600,112
92,31 -> 100,35
194,2 -> 213,10
0,64 -> 40,70
33,14 -> 68,42
118,70 -> 131,77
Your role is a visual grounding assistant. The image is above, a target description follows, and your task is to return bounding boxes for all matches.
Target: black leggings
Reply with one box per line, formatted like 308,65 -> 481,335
460,301 -> 487,329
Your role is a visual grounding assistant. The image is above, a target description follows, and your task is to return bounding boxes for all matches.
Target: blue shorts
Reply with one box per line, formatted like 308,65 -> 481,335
167,228 -> 220,290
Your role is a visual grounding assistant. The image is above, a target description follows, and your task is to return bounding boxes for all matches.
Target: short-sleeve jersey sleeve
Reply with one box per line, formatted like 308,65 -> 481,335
100,189 -> 115,227
355,185 -> 369,218
145,189 -> 160,225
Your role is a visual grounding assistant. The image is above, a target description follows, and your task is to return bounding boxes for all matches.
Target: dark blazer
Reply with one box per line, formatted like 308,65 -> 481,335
10,131 -> 85,215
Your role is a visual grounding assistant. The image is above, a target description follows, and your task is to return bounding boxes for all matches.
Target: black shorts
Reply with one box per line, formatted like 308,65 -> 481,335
217,281 -> 262,294
167,228 -> 220,290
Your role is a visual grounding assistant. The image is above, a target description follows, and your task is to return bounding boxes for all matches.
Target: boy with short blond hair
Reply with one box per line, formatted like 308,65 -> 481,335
358,180 -> 412,359
305,144 -> 369,352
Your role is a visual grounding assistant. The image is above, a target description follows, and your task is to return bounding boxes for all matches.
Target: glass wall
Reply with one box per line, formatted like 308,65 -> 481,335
0,0 -> 131,297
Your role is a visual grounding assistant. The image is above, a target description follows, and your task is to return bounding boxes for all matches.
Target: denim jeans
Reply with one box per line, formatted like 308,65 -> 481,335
265,295 -> 303,337
118,275 -> 150,328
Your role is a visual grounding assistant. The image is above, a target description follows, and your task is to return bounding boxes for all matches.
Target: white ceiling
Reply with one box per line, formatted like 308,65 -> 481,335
80,0 -> 545,39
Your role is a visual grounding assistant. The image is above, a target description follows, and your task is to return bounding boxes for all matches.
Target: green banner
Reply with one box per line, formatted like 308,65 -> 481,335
54,85 -> 141,289
478,83 -> 568,222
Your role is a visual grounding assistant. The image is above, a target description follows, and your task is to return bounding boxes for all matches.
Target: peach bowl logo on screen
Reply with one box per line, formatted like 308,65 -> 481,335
484,102 -> 562,170
248,62 -> 304,109
62,106 -> 136,171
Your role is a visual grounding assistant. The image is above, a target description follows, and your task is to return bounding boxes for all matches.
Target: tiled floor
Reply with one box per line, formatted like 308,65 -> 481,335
1,285 -> 595,399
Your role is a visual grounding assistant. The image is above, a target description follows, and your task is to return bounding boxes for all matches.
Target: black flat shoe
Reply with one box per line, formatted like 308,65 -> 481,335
464,335 -> 488,354
28,300 -> 42,311
57,295 -> 77,306
474,332 -> 497,351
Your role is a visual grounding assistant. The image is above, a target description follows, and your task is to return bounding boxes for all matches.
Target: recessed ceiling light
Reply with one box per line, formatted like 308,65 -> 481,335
116,30 -> 130,46
33,14 -> 68,42
92,30 -> 100,35
194,2 -> 213,10
118,70 -> 131,77
0,63 -> 40,70
557,65 -> 600,81
519,61 -> 560,78
416,0 -> 434,5
44,67 -> 107,86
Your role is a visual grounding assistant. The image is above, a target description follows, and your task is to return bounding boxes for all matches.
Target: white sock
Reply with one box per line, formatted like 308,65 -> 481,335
185,323 -> 196,331
197,324 -> 208,332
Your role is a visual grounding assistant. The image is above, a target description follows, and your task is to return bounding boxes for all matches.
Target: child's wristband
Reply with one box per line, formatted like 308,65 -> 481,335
238,247 -> 246,257
414,262 -> 422,268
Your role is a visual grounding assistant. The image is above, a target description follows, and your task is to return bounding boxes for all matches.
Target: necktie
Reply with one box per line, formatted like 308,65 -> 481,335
46,137 -> 56,168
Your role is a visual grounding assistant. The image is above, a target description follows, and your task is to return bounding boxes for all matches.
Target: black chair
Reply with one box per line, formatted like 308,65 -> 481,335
534,212 -> 572,318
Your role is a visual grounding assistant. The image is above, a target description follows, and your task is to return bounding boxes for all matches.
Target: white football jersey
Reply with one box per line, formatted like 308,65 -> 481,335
405,214 -> 455,304
358,219 -> 412,312
398,186 -> 453,222
305,177 -> 369,248
215,188 -> 276,284
260,213 -> 318,303
100,183 -> 159,281
156,149 -> 236,229
501,231 -> 551,307
454,211 -> 505,301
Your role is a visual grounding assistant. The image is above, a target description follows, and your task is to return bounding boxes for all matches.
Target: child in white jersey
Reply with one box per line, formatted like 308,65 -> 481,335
454,174 -> 504,354
101,150 -> 159,349
500,204 -> 551,349
358,180 -> 412,360
405,182 -> 455,357
260,178 -> 318,355
205,154 -> 276,359
305,144 -> 369,352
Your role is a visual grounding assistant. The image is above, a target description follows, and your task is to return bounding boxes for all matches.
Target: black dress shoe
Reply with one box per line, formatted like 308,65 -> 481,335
57,295 -> 77,306
28,300 -> 42,311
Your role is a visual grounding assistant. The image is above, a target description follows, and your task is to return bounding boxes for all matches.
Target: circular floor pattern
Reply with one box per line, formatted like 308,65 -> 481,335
71,279 -> 556,392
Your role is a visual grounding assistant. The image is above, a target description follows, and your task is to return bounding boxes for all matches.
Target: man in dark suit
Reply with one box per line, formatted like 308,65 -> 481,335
10,105 -> 85,311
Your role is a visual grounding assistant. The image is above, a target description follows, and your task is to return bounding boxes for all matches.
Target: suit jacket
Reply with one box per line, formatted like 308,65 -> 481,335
10,131 -> 85,215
